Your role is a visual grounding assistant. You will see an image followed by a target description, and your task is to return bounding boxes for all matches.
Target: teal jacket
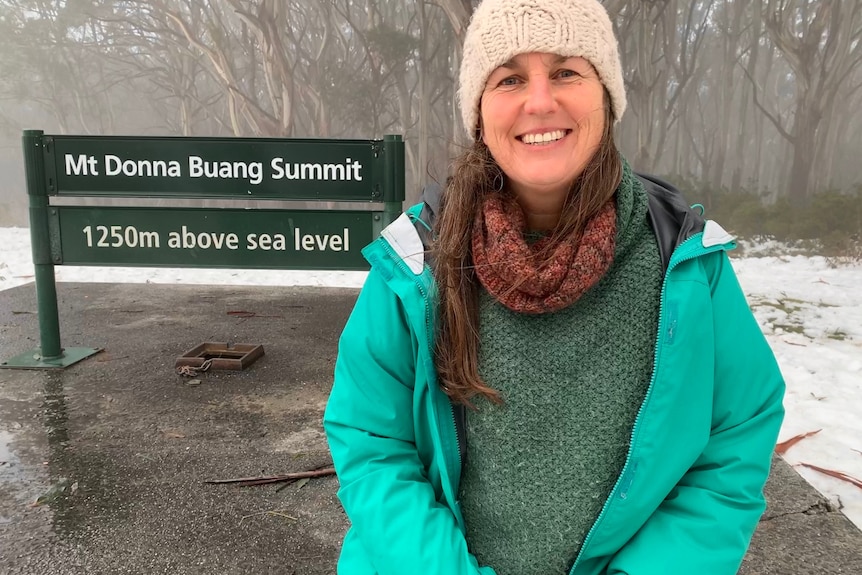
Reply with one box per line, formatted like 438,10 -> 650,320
323,178 -> 785,575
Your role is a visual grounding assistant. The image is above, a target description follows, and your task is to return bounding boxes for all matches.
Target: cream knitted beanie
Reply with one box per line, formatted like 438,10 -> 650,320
459,0 -> 626,137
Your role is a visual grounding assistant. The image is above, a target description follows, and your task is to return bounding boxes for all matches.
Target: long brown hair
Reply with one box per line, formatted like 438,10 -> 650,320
432,97 -> 622,407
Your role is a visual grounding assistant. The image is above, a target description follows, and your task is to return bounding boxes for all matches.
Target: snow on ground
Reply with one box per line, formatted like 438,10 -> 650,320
2,226 -> 862,528
732,255 -> 862,526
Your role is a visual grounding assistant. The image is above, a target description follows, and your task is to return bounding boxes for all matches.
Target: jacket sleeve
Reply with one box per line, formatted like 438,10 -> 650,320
606,251 -> 785,575
323,269 -> 495,575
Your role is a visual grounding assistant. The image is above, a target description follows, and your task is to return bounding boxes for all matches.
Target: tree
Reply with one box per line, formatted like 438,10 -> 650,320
761,0 -> 862,203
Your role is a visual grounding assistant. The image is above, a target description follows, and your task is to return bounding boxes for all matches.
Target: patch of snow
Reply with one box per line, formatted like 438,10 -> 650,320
732,255 -> 862,526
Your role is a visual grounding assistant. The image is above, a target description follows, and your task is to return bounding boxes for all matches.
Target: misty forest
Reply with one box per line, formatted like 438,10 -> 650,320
0,0 -> 860,254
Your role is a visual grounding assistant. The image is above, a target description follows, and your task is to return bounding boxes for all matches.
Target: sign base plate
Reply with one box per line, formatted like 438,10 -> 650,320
0,347 -> 102,370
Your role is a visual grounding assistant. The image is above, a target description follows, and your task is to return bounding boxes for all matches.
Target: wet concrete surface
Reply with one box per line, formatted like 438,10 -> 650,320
1,281 -> 861,574
1,282 -> 351,574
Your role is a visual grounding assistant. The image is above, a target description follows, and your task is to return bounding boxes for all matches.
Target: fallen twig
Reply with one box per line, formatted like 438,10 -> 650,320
205,466 -> 336,486
798,463 -> 862,489
775,429 -> 821,455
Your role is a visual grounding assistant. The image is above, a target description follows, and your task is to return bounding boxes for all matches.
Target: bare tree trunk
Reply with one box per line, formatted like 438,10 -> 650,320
732,0 -> 764,192
763,0 -> 862,203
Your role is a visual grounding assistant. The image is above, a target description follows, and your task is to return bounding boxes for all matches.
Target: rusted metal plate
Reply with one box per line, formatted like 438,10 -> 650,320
175,342 -> 264,371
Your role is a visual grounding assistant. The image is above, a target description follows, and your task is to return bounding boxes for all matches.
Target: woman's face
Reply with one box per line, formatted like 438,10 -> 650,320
480,52 -> 606,204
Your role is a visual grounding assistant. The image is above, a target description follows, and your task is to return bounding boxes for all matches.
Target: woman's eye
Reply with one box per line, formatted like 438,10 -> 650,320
556,69 -> 580,79
499,76 -> 520,87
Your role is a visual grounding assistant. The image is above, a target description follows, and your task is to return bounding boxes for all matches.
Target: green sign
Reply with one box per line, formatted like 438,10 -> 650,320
9,130 -> 404,370
55,206 -> 376,270
43,135 -> 395,201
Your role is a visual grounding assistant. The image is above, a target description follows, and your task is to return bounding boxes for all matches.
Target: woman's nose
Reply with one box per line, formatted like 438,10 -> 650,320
523,76 -> 558,115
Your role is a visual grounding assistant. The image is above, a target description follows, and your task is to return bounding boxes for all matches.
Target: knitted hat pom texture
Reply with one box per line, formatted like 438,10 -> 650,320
459,0 -> 626,138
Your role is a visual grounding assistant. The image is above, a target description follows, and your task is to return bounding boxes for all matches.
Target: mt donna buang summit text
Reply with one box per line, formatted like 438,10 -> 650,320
64,154 -> 364,185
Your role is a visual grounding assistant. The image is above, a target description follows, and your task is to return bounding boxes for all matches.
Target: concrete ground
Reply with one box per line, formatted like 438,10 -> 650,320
0,282 -> 860,575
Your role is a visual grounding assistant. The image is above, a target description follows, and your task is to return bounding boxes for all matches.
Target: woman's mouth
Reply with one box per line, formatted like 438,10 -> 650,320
519,129 -> 570,145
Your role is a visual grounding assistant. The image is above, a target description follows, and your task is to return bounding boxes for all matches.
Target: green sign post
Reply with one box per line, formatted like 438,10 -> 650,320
1,130 -> 405,370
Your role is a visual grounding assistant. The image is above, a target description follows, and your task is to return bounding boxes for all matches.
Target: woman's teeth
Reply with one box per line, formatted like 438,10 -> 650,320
522,130 -> 567,145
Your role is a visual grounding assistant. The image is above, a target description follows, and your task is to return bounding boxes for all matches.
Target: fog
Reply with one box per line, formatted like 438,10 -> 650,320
1,0 -> 860,250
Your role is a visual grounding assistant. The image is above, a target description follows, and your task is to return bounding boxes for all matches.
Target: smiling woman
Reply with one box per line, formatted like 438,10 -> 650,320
323,1 -> 786,574
479,53 -> 608,228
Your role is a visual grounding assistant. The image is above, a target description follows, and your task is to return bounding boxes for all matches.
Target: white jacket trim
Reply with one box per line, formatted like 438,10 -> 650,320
381,213 -> 425,275
702,220 -> 735,248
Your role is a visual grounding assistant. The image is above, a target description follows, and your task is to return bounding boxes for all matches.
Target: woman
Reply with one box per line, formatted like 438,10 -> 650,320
324,0 -> 785,573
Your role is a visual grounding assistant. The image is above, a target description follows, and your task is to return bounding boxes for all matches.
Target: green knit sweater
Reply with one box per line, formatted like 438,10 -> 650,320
459,167 -> 662,575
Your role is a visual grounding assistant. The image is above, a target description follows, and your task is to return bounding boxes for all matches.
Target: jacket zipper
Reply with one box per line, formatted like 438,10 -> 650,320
568,235 -> 726,575
375,234 -> 464,510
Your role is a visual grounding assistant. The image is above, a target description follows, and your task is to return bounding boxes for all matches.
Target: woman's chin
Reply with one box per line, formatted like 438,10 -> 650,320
509,177 -> 575,200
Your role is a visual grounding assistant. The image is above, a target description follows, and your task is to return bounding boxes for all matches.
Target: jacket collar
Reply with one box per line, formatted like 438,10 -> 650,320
637,173 -> 706,273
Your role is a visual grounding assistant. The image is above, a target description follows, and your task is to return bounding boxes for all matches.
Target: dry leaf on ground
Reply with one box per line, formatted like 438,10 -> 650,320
775,429 -> 821,455
799,463 -> 862,489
